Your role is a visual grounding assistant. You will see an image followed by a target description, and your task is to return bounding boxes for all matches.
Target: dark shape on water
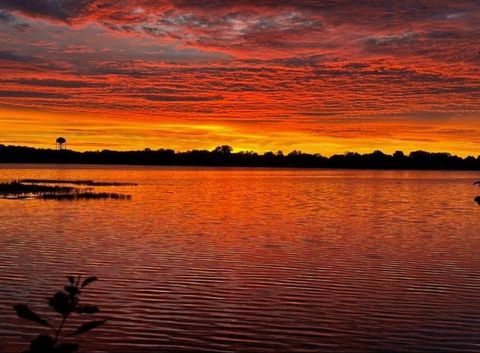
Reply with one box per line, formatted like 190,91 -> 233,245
13,275 -> 107,353
20,179 -> 138,186
39,191 -> 131,201
473,182 -> 480,205
0,180 -> 133,201
0,181 -> 75,197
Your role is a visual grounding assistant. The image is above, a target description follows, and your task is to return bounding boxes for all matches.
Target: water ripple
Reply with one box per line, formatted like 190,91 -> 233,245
1,167 -> 480,352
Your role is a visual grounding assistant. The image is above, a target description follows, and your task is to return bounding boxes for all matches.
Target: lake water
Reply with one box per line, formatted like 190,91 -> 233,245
1,165 -> 480,353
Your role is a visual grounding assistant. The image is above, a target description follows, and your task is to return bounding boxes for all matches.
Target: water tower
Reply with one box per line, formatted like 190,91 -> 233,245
56,137 -> 67,150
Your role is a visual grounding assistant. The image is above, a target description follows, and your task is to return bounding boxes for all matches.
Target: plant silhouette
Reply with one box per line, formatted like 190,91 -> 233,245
0,180 -> 132,201
13,275 -> 108,353
474,181 -> 480,205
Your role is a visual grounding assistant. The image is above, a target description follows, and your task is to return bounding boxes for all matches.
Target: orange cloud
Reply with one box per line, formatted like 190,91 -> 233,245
0,1 -> 479,155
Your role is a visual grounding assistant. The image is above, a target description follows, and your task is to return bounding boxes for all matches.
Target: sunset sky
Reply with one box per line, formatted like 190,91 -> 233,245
0,1 -> 479,155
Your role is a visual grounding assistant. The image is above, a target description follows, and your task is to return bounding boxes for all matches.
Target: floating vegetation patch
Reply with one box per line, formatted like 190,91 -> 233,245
19,179 -> 138,186
40,192 -> 131,201
0,181 -> 75,195
0,180 -> 133,201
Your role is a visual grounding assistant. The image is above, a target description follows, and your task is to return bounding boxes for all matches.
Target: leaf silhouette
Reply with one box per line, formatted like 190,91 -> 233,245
67,276 -> 75,285
54,343 -> 79,353
81,276 -> 97,288
64,285 -> 80,296
71,320 -> 108,335
77,305 -> 99,314
12,304 -> 50,327
29,334 -> 54,353
48,292 -> 71,315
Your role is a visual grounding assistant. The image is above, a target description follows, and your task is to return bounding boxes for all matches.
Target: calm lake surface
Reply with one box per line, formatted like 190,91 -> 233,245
1,165 -> 480,353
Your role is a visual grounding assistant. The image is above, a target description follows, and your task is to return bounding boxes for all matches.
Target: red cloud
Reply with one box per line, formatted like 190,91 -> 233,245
0,1 -> 479,154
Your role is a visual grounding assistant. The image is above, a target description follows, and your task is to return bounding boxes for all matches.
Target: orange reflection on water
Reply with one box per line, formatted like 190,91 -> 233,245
1,166 -> 480,353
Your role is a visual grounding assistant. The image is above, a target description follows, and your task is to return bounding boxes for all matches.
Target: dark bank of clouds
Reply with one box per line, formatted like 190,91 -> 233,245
0,0 -> 478,57
0,90 -> 70,99
0,0 -> 93,22
0,50 -> 36,63
1,1 -> 478,31
0,1 -> 477,20
140,94 -> 224,102
0,9 -> 15,21
5,78 -> 107,88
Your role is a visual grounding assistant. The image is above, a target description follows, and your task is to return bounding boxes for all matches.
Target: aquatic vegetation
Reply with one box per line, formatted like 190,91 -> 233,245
20,179 -> 138,186
0,181 -> 76,198
0,180 -> 133,201
13,275 -> 107,353
40,192 -> 131,201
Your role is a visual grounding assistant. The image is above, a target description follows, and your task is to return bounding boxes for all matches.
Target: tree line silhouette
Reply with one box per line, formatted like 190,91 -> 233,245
1,144 -> 480,170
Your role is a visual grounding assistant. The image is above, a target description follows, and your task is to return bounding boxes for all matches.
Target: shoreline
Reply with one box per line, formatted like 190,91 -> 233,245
0,162 -> 480,173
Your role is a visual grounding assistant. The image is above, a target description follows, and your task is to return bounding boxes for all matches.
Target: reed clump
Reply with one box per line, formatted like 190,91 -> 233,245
39,192 -> 131,201
20,179 -> 138,186
0,180 -> 133,201
0,181 -> 75,198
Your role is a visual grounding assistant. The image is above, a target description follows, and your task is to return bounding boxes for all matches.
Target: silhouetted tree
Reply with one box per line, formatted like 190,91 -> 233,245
213,145 -> 233,154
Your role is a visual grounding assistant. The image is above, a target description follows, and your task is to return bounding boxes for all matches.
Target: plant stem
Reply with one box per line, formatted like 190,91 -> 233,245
53,314 -> 68,345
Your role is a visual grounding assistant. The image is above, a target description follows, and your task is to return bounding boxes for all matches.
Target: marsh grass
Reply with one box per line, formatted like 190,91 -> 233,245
39,192 -> 131,200
0,180 -> 133,201
0,181 -> 76,198
20,179 -> 138,186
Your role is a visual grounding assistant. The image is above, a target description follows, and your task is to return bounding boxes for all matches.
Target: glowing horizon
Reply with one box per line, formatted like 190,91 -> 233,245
0,1 -> 479,156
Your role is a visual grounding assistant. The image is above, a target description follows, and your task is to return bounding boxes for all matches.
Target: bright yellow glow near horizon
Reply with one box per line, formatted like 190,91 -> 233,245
1,107 -> 479,157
